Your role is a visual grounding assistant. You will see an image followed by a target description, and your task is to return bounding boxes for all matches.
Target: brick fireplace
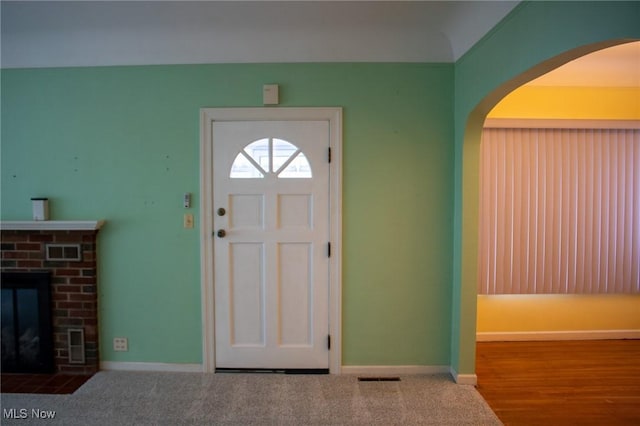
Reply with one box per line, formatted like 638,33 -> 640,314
1,221 -> 105,374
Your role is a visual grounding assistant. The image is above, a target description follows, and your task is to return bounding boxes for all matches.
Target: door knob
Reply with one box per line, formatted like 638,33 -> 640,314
217,229 -> 226,238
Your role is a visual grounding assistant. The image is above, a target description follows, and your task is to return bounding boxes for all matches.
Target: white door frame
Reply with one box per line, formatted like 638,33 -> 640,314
200,107 -> 342,374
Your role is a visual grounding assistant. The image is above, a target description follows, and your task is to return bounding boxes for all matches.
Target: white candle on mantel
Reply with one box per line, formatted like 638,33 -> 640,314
31,198 -> 49,221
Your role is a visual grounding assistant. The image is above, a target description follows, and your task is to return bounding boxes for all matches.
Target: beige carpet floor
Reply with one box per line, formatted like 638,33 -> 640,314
1,371 -> 501,425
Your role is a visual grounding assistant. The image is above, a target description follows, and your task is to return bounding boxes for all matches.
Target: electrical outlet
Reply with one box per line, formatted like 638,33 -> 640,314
184,213 -> 194,228
113,337 -> 128,352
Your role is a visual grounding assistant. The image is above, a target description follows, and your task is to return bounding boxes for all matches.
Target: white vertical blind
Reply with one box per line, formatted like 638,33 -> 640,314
478,127 -> 640,294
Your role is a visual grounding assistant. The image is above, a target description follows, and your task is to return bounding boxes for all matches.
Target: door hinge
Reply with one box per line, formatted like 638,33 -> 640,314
328,147 -> 332,163
327,242 -> 331,258
327,334 -> 331,350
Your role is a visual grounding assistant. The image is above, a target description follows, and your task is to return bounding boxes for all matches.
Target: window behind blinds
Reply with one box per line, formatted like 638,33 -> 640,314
478,126 -> 640,294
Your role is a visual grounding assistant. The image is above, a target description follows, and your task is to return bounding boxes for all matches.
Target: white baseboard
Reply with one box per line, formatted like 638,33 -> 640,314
476,329 -> 640,342
99,362 -> 482,385
100,361 -> 203,373
449,367 -> 478,386
341,365 -> 450,376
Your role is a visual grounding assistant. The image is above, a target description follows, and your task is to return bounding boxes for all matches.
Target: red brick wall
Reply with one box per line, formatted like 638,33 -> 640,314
1,230 -> 100,374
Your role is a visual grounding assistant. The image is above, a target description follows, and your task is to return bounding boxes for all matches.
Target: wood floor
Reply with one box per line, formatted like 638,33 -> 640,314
476,340 -> 640,425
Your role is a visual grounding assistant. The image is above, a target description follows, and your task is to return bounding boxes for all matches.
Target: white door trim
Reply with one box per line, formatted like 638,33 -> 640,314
200,107 -> 342,374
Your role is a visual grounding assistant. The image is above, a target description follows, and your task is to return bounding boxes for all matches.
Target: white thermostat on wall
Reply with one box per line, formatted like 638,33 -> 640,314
263,84 -> 279,105
183,193 -> 191,208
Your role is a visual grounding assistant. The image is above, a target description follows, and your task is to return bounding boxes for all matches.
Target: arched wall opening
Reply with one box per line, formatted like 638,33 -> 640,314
476,41 -> 640,339
458,39 -> 638,382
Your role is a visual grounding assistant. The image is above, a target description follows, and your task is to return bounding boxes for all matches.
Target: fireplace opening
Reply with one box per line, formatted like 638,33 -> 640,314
1,272 -> 54,373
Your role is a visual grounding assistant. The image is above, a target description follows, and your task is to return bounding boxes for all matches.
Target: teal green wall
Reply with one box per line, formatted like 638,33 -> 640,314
452,1 -> 640,374
1,63 -> 454,366
6,1 -> 636,374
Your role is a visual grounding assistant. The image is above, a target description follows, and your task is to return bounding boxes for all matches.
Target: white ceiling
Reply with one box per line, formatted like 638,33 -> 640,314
1,1 -> 519,68
2,1 -> 636,88
528,41 -> 640,88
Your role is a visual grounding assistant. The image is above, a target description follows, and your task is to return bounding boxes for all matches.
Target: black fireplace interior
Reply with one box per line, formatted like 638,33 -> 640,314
1,272 -> 54,373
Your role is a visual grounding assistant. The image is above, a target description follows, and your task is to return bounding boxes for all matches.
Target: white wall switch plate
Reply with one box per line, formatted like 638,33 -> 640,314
184,213 -> 194,228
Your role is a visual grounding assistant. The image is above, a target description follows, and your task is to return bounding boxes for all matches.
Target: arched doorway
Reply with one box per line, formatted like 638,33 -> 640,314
476,41 -> 640,338
455,37 -> 639,383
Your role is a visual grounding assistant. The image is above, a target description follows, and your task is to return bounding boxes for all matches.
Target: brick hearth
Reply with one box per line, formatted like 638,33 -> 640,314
1,222 -> 104,374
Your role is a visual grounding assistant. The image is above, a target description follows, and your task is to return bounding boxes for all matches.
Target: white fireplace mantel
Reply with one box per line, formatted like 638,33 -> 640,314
0,220 -> 106,231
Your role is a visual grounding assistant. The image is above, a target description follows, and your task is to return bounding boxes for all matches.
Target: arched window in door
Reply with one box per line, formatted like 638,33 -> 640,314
230,138 -> 312,179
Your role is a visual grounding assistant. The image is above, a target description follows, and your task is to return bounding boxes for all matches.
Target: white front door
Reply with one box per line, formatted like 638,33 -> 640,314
211,120 -> 330,370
